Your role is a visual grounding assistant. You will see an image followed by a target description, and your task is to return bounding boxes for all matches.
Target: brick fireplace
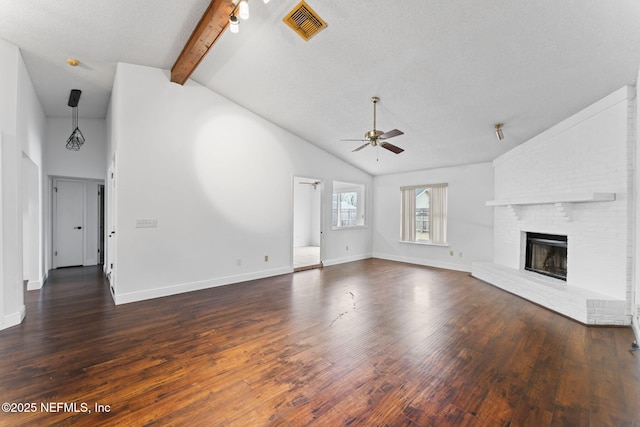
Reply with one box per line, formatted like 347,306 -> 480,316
472,87 -> 635,325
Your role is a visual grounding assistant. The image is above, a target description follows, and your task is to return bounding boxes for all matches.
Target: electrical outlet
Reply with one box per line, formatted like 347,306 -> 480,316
449,250 -> 454,256
264,255 -> 269,262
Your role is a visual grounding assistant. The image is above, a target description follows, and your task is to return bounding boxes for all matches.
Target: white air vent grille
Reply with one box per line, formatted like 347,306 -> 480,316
283,0 -> 327,41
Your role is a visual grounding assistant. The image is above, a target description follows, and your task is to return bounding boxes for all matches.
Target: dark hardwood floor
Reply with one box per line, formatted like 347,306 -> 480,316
0,259 -> 638,426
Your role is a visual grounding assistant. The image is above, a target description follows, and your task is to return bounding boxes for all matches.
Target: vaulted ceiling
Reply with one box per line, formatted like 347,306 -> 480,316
1,0 -> 639,175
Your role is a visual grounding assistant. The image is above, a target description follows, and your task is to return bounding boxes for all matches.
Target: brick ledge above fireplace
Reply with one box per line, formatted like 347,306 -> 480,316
472,262 -> 629,325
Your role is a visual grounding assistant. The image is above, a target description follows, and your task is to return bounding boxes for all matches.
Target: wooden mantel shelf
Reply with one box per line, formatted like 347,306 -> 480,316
486,193 -> 616,221
486,192 -> 615,207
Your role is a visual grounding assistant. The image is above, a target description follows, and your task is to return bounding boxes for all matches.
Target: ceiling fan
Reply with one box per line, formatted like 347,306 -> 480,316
299,180 -> 321,189
341,96 -> 404,154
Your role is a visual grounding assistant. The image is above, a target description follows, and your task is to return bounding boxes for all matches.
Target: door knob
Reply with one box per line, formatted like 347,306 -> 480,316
74,226 -> 82,230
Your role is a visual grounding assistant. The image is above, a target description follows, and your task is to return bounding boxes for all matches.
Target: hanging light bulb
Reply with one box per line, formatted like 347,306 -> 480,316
229,14 -> 239,33
495,123 -> 504,141
238,0 -> 249,20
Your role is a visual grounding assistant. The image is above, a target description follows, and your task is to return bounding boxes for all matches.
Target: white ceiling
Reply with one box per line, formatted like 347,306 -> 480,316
1,0 -> 640,175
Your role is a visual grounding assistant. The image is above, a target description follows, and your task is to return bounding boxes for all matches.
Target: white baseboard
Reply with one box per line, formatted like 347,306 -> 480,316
112,266 -> 293,305
1,305 -> 26,331
372,252 -> 472,272
26,272 -> 47,291
26,279 -> 43,290
633,311 -> 640,344
322,253 -> 373,267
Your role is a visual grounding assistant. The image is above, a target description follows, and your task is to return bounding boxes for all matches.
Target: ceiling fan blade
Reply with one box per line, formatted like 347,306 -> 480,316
380,142 -> 404,154
341,138 -> 368,142
352,143 -> 370,152
379,129 -> 404,139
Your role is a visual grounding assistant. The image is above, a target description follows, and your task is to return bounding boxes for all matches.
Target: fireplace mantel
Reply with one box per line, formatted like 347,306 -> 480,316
486,192 -> 615,221
486,192 -> 615,207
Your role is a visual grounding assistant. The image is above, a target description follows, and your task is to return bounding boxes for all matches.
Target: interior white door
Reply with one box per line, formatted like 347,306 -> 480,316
55,180 -> 85,267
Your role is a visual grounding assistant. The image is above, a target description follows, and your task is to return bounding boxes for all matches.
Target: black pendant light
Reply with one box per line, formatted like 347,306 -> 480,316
66,89 -> 85,151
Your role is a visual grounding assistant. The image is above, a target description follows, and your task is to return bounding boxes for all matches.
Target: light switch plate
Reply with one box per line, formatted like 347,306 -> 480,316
136,219 -> 157,228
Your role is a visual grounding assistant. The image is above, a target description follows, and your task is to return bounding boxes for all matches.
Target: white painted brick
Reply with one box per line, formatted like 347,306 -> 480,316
480,88 -> 635,326
471,262 -> 629,325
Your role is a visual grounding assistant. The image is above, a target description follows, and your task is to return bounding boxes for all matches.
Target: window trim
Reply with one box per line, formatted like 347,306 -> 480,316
332,181 -> 366,229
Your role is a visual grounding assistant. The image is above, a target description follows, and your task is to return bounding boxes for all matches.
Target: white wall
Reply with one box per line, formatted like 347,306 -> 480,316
0,39 -> 46,329
18,53 -> 46,291
45,117 -> 106,179
0,40 -> 20,329
22,154 -> 39,286
109,63 -> 373,304
635,69 -> 640,341
0,40 -> 17,136
492,87 -> 633,301
373,162 -> 494,271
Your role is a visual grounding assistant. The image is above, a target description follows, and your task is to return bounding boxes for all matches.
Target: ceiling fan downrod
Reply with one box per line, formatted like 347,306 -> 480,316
366,97 -> 383,141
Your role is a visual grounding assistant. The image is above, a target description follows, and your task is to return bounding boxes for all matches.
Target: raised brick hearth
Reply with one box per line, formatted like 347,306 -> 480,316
473,262 -> 628,324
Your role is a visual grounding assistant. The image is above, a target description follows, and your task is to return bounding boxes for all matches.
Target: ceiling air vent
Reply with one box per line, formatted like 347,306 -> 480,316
283,0 -> 327,41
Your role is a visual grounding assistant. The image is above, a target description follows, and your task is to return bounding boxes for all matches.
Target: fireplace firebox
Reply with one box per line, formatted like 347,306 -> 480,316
525,232 -> 567,281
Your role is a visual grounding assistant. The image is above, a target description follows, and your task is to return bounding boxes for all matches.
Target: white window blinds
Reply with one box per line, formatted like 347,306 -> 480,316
400,183 -> 448,244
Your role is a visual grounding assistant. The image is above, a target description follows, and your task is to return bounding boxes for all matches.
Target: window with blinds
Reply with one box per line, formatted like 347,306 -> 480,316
400,183 -> 448,244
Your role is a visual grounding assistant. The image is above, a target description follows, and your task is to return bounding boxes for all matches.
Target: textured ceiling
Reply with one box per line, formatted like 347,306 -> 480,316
1,0 -> 640,175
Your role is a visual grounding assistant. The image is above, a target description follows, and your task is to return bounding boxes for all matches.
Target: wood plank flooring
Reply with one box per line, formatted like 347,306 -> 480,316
0,259 -> 638,426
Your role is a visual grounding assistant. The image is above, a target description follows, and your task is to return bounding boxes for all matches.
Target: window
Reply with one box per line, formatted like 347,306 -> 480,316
332,181 -> 365,228
400,184 -> 448,244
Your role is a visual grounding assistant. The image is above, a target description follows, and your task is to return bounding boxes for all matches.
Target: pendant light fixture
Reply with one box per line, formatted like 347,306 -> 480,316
66,89 -> 85,151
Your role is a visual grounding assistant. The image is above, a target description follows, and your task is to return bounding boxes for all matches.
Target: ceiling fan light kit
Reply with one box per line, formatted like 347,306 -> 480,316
495,123 -> 504,140
228,0 -> 262,34
238,0 -> 249,20
340,96 -> 405,156
229,15 -> 239,33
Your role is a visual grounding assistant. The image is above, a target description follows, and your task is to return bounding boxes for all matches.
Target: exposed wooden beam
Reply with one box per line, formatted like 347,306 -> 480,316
170,0 -> 235,85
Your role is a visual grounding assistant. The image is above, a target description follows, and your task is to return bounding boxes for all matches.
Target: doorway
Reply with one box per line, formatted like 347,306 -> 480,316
52,178 -> 105,269
293,177 -> 322,271
53,179 -> 84,268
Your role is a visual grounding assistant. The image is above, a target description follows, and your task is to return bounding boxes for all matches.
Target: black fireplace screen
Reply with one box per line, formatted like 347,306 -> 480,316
525,232 -> 567,280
